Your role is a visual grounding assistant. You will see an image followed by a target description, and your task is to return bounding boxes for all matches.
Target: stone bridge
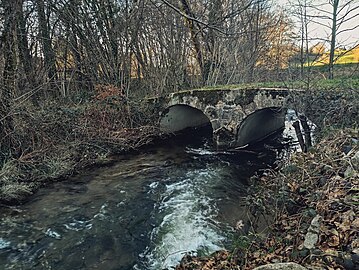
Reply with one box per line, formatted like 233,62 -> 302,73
152,87 -> 299,148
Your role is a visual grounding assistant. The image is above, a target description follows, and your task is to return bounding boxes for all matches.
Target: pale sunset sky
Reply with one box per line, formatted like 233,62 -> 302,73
276,0 -> 359,48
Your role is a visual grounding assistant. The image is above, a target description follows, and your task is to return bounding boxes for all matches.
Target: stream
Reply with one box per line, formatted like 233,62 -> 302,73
0,114 -> 301,270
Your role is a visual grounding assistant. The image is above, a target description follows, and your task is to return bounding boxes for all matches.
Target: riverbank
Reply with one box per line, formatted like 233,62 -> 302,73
175,128 -> 358,269
1,87 -> 358,205
0,95 -> 161,205
1,86 -> 358,268
175,87 -> 359,269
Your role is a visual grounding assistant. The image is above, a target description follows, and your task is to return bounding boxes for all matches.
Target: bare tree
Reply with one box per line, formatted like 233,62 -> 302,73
309,0 -> 359,79
0,0 -> 298,102
35,0 -> 58,84
16,0 -> 34,87
0,0 -> 18,159
290,0 -> 313,79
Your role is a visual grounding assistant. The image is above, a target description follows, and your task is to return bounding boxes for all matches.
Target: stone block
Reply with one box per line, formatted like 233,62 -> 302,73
253,262 -> 307,270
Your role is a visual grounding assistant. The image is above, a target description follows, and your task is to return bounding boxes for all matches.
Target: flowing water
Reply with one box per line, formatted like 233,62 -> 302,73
0,124 -> 296,270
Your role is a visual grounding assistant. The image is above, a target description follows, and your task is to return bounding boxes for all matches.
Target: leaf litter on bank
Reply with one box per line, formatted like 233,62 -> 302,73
175,128 -> 358,269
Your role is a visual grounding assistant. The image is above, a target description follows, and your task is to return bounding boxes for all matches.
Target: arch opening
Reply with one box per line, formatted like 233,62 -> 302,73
160,105 -> 212,135
235,107 -> 286,147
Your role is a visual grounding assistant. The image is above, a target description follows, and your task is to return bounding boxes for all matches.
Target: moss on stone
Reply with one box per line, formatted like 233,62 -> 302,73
233,89 -> 258,106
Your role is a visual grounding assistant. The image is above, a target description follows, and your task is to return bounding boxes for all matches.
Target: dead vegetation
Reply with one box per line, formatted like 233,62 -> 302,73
242,129 -> 358,269
0,85 -> 161,205
176,129 -> 358,269
175,87 -> 359,270
297,88 -> 359,136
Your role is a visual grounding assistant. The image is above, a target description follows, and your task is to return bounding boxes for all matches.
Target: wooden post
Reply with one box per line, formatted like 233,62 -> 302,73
299,115 -> 312,149
293,121 -> 307,152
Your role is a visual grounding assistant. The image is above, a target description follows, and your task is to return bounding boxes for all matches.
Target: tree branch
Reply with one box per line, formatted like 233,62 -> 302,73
159,0 -> 228,35
337,24 -> 359,35
337,6 -> 359,24
337,0 -> 357,14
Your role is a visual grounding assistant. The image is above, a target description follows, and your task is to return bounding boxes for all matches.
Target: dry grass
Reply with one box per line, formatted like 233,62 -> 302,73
0,159 -> 35,202
0,96 -> 160,204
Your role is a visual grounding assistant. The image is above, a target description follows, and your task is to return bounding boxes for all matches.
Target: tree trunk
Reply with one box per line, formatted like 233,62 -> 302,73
329,0 -> 339,80
205,0 -> 222,83
1,0 -> 17,160
69,0 -> 83,91
16,0 -> 33,85
35,0 -> 57,82
179,0 -> 205,82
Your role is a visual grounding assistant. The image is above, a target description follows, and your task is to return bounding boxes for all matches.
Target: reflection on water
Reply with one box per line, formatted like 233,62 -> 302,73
0,124 -> 290,270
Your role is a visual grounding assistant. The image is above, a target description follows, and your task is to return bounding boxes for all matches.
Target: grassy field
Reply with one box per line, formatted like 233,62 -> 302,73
192,75 -> 359,92
309,46 -> 359,66
187,63 -> 359,92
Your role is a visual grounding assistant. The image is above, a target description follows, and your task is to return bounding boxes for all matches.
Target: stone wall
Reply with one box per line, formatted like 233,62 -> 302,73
159,88 -> 290,147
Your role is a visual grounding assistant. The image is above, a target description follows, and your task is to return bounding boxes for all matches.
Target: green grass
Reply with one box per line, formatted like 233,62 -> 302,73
176,63 -> 359,92
184,77 -> 359,93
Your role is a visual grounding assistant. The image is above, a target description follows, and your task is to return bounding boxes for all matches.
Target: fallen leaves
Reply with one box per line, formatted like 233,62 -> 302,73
175,128 -> 358,270
175,250 -> 241,270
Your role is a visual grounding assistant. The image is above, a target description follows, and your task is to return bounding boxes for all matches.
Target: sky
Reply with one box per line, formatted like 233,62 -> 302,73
276,0 -> 359,48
